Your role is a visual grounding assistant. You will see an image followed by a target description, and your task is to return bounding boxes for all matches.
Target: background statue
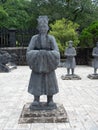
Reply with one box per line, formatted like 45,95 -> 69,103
26,16 -> 60,109
0,50 -> 17,72
92,42 -> 98,75
0,50 -> 11,72
64,40 -> 76,75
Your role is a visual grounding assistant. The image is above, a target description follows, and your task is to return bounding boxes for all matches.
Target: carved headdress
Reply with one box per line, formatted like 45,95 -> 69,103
37,16 -> 49,30
37,16 -> 49,25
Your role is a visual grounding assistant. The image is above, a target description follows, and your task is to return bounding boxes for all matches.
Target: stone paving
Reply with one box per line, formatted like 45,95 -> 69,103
0,66 -> 98,130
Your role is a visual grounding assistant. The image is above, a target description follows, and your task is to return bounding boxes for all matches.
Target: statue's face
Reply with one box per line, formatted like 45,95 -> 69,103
69,42 -> 73,48
38,24 -> 49,34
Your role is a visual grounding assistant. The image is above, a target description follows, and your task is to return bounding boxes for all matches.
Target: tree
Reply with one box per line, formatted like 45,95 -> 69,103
79,21 -> 98,47
0,6 -> 8,27
29,0 -> 98,30
0,0 -> 98,30
49,18 -> 79,55
0,0 -> 31,29
63,0 -> 98,29
0,0 -> 7,4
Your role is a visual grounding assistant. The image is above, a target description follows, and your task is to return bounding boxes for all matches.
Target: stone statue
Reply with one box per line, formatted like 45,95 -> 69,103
64,40 -> 76,75
26,16 -> 60,109
92,42 -> 98,74
0,50 -> 17,72
0,50 -> 11,72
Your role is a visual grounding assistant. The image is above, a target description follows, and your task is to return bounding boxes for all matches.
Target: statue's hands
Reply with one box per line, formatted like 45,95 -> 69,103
67,55 -> 74,57
40,50 -> 47,55
93,54 -> 98,57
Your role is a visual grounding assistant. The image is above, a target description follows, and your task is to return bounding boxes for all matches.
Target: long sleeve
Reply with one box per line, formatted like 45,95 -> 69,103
26,35 -> 60,73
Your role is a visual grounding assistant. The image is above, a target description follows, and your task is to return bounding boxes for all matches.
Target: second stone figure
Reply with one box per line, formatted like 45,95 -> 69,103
61,40 -> 81,80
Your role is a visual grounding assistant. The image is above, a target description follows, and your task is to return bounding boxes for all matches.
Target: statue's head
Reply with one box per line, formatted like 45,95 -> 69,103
37,16 -> 49,34
68,40 -> 73,48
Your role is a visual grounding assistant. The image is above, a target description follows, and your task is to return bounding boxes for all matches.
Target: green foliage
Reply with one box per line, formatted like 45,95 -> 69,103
0,6 -> 8,27
79,21 -> 98,47
0,0 -> 98,31
0,0 -> 31,29
49,18 -> 79,55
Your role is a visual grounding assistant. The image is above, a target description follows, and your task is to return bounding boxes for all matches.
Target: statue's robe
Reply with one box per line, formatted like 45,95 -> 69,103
26,34 -> 60,96
65,47 -> 76,69
92,47 -> 98,69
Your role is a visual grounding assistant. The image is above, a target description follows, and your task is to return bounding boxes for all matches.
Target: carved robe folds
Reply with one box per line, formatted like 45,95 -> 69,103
26,34 -> 60,96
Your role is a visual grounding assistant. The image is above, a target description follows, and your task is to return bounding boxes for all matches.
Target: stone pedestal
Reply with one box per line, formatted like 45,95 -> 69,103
88,74 -> 98,79
6,62 -> 17,70
61,74 -> 81,80
18,103 -> 68,123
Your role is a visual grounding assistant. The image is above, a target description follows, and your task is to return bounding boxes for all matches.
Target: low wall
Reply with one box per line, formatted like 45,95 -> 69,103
1,47 -> 27,65
1,47 -> 93,65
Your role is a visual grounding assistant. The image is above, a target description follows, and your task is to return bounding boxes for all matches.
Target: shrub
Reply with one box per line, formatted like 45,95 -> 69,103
79,21 -> 98,48
49,18 -> 79,55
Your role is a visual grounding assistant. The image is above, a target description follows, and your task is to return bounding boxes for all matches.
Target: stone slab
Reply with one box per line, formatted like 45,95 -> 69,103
18,103 -> 68,123
61,74 -> 81,80
87,74 -> 98,79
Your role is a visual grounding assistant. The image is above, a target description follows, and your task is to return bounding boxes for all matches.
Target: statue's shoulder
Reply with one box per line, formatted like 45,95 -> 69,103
31,34 -> 39,41
93,47 -> 97,51
47,34 -> 55,40
72,47 -> 75,50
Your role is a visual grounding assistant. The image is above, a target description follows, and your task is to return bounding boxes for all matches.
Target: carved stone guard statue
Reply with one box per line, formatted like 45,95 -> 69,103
88,42 -> 98,79
92,42 -> 98,75
65,40 -> 76,75
26,16 -> 60,109
61,40 -> 81,80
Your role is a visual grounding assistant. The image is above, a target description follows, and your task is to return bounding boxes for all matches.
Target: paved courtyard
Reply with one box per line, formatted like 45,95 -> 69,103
0,66 -> 98,130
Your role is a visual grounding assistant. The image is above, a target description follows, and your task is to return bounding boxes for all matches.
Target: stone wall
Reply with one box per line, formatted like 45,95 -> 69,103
1,47 -> 93,65
1,47 -> 27,65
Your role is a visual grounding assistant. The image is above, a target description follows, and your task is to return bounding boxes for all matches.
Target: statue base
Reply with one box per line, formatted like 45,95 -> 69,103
61,74 -> 81,80
6,62 -> 17,70
18,103 -> 68,123
0,64 -> 10,72
29,102 -> 57,110
0,62 -> 17,73
88,74 -> 98,79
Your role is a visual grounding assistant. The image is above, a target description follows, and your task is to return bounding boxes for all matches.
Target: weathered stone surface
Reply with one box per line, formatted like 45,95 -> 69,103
64,40 -> 76,75
0,50 -> 17,72
29,102 -> 57,110
26,16 -> 60,100
61,74 -> 81,80
6,62 -> 17,70
92,42 -> 98,74
88,74 -> 98,79
18,103 -> 68,123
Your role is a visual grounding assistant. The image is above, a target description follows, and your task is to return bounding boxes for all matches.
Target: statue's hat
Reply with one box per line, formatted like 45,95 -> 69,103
37,16 -> 49,25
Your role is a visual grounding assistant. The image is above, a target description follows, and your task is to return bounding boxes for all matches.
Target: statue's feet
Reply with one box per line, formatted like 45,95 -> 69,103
32,101 -> 39,106
66,74 -> 70,76
93,73 -> 97,75
47,101 -> 55,106
29,101 -> 40,110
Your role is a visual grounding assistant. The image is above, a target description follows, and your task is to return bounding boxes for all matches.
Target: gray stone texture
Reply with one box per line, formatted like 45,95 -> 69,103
0,50 -> 17,72
92,42 -> 98,74
61,74 -> 81,80
0,66 -> 98,129
88,74 -> 98,79
26,16 -> 60,102
19,103 -> 68,123
64,40 -> 76,75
